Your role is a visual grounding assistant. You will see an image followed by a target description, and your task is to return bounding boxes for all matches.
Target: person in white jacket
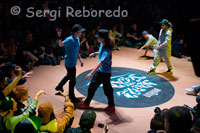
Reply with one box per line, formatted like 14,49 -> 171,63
148,19 -> 173,74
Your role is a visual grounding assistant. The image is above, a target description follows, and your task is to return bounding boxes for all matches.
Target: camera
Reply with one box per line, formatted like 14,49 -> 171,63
98,123 -> 104,128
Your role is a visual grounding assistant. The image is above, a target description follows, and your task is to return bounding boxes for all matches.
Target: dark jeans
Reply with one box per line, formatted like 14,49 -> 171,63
194,84 -> 200,93
57,67 -> 76,99
84,71 -> 115,106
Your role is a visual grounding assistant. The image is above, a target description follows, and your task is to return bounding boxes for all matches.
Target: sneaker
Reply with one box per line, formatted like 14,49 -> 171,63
116,47 -> 120,51
55,86 -> 64,92
185,88 -> 197,96
185,88 -> 194,92
77,102 -> 90,109
166,69 -> 172,73
148,69 -> 155,74
71,97 -> 81,103
104,106 -> 115,113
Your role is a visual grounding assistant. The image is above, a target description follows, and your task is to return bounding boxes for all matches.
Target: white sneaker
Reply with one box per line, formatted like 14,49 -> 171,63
185,88 -> 194,92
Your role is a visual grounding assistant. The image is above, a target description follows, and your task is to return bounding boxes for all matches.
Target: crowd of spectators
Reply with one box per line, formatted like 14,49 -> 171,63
148,96 -> 200,133
0,0 -> 190,62
0,0 -> 195,133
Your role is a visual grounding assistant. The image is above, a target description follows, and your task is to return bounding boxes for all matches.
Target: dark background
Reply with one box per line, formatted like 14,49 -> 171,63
0,0 -> 199,76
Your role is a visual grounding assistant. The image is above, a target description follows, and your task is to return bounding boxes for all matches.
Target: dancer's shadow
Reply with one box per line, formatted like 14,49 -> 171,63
139,55 -> 165,62
155,72 -> 179,81
103,109 -> 133,125
75,105 -> 132,125
139,55 -> 154,60
88,107 -> 133,125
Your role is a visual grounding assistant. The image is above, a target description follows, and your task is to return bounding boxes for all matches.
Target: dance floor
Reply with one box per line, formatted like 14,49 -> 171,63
25,47 -> 200,133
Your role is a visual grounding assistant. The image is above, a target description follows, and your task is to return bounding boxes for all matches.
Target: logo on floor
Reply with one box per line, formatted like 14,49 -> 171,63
76,67 -> 175,108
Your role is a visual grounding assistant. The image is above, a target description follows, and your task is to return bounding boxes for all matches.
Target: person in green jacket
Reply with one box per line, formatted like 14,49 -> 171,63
0,88 -> 45,133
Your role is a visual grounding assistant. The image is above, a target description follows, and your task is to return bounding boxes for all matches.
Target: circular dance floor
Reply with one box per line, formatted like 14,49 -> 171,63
76,67 -> 175,108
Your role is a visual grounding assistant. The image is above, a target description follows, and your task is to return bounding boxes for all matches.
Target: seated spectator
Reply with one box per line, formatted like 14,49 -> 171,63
12,85 -> 29,116
125,24 -> 142,48
0,89 -> 45,133
148,107 -> 169,133
45,45 -> 57,65
18,33 -> 39,69
186,84 -> 200,96
0,70 -> 8,95
148,26 -> 158,39
14,116 -> 42,133
39,92 -> 74,133
87,29 -> 99,52
0,42 -> 8,64
109,25 -> 122,50
191,117 -> 200,133
16,47 -> 37,71
52,27 -> 65,65
79,33 -> 90,58
6,38 -> 17,63
165,106 -> 192,133
66,110 -> 96,133
0,66 -> 22,101
2,62 -> 32,85
23,33 -> 38,56
172,39 -> 187,58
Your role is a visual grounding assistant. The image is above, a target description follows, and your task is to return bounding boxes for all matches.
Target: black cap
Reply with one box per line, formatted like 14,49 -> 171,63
95,29 -> 109,39
72,24 -> 85,33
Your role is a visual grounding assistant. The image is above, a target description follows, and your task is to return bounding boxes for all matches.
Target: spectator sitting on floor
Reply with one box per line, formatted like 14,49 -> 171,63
6,38 -> 17,63
165,106 -> 192,133
172,39 -> 187,58
79,33 -> 90,58
17,33 -> 39,70
45,45 -> 57,65
148,107 -> 169,133
125,24 -> 142,48
2,62 -> 33,85
148,26 -> 158,39
0,42 -> 8,64
109,25 -> 122,50
87,29 -> 99,52
0,66 -> 22,101
12,85 -> 29,116
39,92 -> 74,133
186,84 -> 200,96
16,47 -> 37,71
66,110 -> 96,133
22,33 -> 39,60
0,89 -> 45,133
53,27 -> 65,65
